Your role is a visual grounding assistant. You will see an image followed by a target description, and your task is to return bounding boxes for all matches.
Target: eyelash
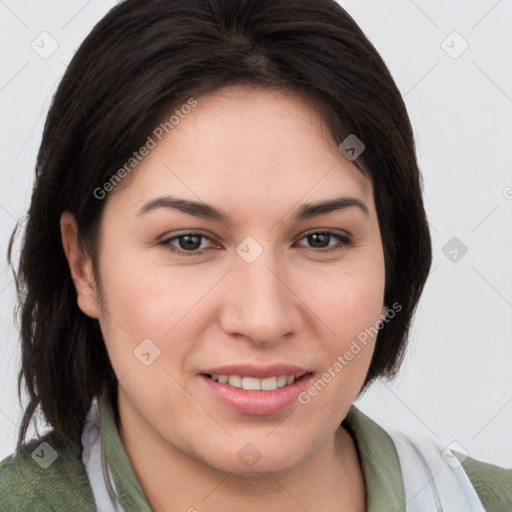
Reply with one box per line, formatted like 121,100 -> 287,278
159,231 -> 352,256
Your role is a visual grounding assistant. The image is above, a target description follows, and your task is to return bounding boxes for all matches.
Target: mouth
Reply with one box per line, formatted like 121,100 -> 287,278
202,372 -> 310,391
199,370 -> 314,415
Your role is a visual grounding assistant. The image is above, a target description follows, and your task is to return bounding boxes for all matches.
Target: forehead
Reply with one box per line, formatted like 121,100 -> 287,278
108,84 -> 373,219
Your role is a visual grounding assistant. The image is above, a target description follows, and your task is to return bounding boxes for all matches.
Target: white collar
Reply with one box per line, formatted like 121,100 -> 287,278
81,395 -> 124,511
385,427 -> 486,511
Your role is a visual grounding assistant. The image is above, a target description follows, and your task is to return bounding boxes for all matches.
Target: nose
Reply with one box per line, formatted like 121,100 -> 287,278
219,248 -> 301,347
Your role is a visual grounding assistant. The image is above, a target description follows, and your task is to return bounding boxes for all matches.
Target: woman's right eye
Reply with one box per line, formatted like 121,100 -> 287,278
160,233 -> 216,256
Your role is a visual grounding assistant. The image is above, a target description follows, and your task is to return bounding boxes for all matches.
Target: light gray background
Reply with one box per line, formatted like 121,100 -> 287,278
1,0 -> 511,468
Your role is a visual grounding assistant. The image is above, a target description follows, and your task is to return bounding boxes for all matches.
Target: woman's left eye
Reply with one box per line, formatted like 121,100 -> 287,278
296,231 -> 352,252
159,231 -> 352,256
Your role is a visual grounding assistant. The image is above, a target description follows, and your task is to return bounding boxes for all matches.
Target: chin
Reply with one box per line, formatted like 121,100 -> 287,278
200,446 -> 305,477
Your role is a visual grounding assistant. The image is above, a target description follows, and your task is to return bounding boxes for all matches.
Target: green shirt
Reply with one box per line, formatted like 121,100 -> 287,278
1,393 -> 511,511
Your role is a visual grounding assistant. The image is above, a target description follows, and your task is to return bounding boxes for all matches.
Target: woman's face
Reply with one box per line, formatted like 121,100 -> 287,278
72,84 -> 385,475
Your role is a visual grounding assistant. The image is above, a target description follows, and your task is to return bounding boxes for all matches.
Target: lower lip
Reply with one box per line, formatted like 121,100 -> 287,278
199,373 -> 313,415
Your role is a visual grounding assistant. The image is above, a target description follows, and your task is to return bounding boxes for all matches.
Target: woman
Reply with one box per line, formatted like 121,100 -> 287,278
1,0 -> 510,510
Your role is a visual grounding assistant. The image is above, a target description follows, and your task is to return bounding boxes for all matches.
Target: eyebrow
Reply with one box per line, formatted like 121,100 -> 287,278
137,195 -> 369,222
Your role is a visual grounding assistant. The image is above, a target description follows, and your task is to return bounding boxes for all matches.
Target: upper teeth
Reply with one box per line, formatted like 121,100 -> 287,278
211,374 -> 296,391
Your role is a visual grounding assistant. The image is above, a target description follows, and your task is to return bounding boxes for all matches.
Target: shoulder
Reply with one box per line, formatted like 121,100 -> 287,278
0,430 -> 96,511
454,450 -> 512,511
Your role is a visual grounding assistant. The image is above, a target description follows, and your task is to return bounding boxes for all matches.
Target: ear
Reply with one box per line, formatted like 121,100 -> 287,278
60,211 -> 101,319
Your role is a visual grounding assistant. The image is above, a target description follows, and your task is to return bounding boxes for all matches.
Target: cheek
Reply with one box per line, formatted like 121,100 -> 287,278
295,270 -> 384,412
297,254 -> 385,396
97,247 -> 202,337
304,258 -> 385,339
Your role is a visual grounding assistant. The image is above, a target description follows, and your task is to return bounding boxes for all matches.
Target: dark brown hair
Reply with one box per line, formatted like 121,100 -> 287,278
10,0 -> 432,453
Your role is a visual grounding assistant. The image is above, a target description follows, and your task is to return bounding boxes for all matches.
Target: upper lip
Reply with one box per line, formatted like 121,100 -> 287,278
200,364 -> 311,379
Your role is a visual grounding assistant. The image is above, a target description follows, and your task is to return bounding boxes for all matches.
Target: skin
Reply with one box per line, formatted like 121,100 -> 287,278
61,84 -> 386,512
